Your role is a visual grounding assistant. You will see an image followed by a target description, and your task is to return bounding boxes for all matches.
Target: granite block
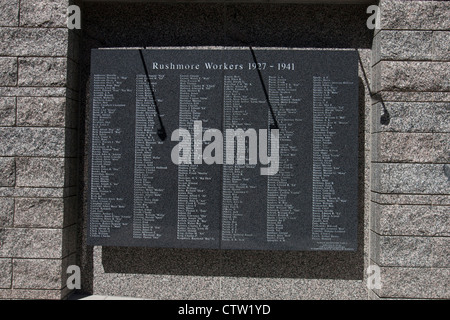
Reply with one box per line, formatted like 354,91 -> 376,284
372,163 -> 450,194
0,128 -> 68,157
0,58 -> 18,86
433,31 -> 450,61
377,30 -> 433,61
20,0 -> 69,28
13,259 -> 62,290
0,259 -> 12,289
15,157 -> 66,187
372,132 -> 434,162
375,267 -> 450,299
0,228 -> 62,258
17,97 -> 66,127
0,158 -> 15,187
18,58 -> 67,87
380,0 -> 450,30
14,198 -> 65,228
0,28 -> 68,56
372,203 -> 450,237
0,97 -> 16,126
0,0 -> 19,26
372,233 -> 449,268
0,198 -> 14,228
378,61 -> 450,92
372,102 -> 448,133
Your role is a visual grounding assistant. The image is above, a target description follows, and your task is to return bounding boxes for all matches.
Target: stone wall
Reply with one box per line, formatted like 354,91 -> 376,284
0,0 -> 80,299
369,0 -> 449,299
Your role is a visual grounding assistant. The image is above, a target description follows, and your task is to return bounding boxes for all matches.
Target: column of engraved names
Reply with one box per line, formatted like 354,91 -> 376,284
222,75 -> 259,242
90,74 -> 128,238
177,74 -> 216,241
266,75 -> 302,242
133,74 -> 164,239
311,76 -> 346,244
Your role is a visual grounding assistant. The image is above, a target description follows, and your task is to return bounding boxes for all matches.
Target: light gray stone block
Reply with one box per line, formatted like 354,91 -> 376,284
0,288 -> 63,300
377,30 -> 433,61
372,132 -> 434,162
0,198 -> 14,228
14,198 -> 64,228
371,233 -> 449,268
0,97 -> 16,126
15,157 -> 66,187
0,259 -> 12,289
0,87 -> 67,98
378,61 -> 450,92
372,102 -> 448,133
18,58 -> 67,87
433,103 -> 450,132
0,228 -> 62,258
0,0 -> 19,27
372,163 -> 450,194
372,203 -> 450,237
0,157 -> 15,187
0,28 -> 68,56
0,58 -> 17,86
20,0 -> 69,27
380,0 -> 450,31
433,133 -> 450,163
375,267 -> 450,299
0,128 -> 67,157
433,31 -> 450,61
17,97 -> 66,127
12,259 -> 62,290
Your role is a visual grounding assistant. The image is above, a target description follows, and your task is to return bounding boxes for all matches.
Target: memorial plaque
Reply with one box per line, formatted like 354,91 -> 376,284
87,48 -> 359,251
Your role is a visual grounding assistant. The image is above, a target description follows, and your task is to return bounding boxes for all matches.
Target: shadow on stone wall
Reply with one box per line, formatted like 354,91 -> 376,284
78,2 -> 371,293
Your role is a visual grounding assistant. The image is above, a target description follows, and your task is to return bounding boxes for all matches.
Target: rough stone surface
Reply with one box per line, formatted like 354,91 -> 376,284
0,87 -> 67,98
17,97 -> 66,127
0,128 -> 68,157
377,61 -> 450,92
0,259 -> 12,289
371,233 -> 449,268
0,97 -> 16,126
372,102 -> 448,133
0,228 -> 62,258
12,259 -> 62,290
433,31 -> 450,61
433,133 -> 450,163
0,198 -> 14,228
0,158 -> 15,187
15,157 -> 66,188
375,266 -> 450,299
374,30 -> 433,62
0,186 -> 77,198
19,0 -> 68,27
14,198 -> 64,228
0,28 -> 68,56
372,163 -> 450,194
0,0 -> 19,27
380,0 -> 450,31
0,58 -> 18,86
373,132 -> 434,163
18,58 -> 67,87
372,203 -> 450,237
0,288 -> 63,300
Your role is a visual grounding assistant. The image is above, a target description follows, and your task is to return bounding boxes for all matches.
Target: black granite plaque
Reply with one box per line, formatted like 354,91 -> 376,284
87,48 -> 359,251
